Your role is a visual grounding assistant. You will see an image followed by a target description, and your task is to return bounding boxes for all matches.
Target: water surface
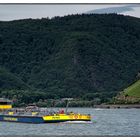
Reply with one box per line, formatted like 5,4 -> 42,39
0,108 -> 140,136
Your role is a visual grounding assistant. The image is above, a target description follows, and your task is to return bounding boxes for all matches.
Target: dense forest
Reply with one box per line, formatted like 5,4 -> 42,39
0,14 -> 140,106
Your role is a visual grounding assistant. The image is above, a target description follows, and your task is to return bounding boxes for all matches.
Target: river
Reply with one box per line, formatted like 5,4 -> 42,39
0,108 -> 140,136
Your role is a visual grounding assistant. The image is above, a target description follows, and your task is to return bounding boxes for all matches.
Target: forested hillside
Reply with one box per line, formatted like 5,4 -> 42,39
0,14 -> 140,106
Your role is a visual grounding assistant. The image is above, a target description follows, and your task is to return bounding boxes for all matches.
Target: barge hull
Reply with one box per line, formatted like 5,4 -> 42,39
0,114 -> 91,123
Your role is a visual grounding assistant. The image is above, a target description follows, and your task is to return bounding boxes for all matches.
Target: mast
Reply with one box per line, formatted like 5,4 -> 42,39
62,98 -> 73,113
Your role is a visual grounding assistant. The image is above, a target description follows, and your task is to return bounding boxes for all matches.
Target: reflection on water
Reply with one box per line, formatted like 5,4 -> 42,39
0,108 -> 140,136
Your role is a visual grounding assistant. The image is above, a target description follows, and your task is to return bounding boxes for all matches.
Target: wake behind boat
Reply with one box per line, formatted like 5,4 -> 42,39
0,98 -> 91,123
61,121 -> 93,124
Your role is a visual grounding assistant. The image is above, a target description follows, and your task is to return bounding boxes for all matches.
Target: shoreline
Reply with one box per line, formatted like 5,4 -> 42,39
13,104 -> 140,109
93,104 -> 140,109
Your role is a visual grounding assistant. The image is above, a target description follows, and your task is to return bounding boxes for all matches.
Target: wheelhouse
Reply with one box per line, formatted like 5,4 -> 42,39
0,98 -> 12,110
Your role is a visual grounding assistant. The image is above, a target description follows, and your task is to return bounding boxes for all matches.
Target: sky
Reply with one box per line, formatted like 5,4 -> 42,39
0,4 -> 140,21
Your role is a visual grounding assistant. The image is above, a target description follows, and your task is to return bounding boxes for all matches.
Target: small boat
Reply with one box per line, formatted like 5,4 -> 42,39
0,98 -> 91,123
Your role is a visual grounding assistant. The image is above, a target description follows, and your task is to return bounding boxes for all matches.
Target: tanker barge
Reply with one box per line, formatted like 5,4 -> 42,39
0,98 -> 91,123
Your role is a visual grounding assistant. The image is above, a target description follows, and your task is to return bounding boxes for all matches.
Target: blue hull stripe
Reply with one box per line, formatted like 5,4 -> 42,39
0,115 -> 44,123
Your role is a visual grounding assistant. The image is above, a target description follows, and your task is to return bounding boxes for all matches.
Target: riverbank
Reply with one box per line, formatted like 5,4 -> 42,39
94,104 -> 140,109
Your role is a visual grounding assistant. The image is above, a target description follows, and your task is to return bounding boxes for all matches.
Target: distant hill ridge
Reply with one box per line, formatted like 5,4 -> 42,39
0,13 -> 140,100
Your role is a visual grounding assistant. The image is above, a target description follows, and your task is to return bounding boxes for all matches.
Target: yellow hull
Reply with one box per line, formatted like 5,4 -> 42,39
0,105 -> 12,109
43,113 -> 91,122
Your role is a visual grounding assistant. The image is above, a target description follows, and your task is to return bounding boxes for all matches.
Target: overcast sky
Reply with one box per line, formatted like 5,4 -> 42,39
0,4 -> 140,21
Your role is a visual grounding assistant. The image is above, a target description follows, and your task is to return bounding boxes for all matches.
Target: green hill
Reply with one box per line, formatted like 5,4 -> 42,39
113,80 -> 140,104
0,14 -> 140,104
123,80 -> 140,98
